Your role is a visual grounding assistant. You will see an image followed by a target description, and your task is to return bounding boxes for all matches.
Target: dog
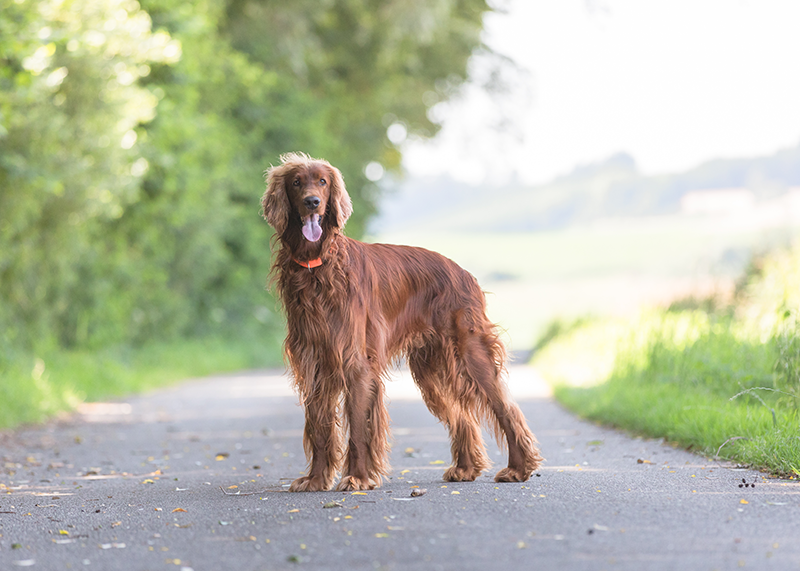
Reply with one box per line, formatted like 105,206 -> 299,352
261,152 -> 543,492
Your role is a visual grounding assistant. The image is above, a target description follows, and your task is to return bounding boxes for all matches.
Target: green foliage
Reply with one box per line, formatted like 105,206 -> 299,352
536,242 -> 800,476
1,0 -> 180,348
0,0 -> 492,427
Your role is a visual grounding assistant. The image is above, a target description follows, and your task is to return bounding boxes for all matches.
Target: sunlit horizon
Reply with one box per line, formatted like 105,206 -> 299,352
401,0 -> 800,186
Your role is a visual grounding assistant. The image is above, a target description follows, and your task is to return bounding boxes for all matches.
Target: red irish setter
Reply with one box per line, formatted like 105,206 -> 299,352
262,152 -> 542,492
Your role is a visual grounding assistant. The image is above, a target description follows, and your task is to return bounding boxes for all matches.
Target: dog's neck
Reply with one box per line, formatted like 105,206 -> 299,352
280,218 -> 339,267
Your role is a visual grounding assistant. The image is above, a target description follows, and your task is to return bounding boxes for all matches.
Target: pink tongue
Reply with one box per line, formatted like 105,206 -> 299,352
302,214 -> 322,242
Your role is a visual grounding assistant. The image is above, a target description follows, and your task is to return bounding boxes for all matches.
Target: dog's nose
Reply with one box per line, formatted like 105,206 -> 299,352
303,196 -> 321,211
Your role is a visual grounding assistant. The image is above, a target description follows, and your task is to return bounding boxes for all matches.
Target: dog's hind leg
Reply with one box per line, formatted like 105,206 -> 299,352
408,346 -> 490,482
455,315 -> 543,482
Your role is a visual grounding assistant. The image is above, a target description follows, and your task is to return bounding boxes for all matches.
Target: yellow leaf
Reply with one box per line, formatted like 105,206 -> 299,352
430,460 -> 445,465
400,469 -> 410,475
141,479 -> 154,484
172,508 -> 187,513
451,491 -> 460,495
351,491 -> 367,495
288,509 -> 300,513
58,530 -> 69,535
375,533 -> 389,538
740,499 -> 749,504
227,485 -> 238,489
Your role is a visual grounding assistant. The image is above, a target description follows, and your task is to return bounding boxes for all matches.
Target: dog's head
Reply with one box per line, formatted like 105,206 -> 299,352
261,152 -> 353,242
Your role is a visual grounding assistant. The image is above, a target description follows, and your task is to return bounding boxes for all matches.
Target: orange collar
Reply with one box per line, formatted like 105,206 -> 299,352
293,257 -> 323,269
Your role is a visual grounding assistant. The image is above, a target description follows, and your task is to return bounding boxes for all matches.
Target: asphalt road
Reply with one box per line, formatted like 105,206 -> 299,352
1,366 -> 799,571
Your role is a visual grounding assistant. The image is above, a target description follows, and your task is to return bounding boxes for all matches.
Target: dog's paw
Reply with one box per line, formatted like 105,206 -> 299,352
289,475 -> 333,492
443,466 -> 481,482
493,467 -> 532,482
335,475 -> 376,492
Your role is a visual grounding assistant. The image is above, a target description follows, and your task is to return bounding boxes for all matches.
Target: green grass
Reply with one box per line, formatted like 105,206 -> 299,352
0,332 -> 284,429
555,376 -> 800,477
534,297 -> 800,478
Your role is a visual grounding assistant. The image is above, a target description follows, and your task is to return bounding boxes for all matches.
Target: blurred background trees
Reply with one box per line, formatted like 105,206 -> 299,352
0,0 -> 493,356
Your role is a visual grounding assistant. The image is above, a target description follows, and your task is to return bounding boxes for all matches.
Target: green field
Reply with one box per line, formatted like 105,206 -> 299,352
373,213 -> 800,350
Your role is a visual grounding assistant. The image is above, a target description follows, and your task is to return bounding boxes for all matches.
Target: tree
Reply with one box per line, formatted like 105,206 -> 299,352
0,0 -> 494,351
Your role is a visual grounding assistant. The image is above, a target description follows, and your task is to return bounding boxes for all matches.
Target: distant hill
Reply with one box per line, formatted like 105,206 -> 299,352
370,142 -> 800,235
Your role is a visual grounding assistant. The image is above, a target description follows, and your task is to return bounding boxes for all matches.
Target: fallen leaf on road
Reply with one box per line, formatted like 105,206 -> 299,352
429,460 -> 445,465
58,530 -> 69,535
172,508 -> 187,513
323,501 -> 343,509
637,459 -> 652,464
351,492 -> 367,496
141,479 -> 154,484
288,509 -> 300,513
375,533 -> 389,538
215,453 -> 229,461
740,499 -> 749,504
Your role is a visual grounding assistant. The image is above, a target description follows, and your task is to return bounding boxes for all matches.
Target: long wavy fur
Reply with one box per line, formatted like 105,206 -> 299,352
262,152 -> 542,492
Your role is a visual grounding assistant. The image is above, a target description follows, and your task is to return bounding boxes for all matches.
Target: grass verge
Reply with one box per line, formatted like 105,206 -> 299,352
0,332 -> 284,430
533,244 -> 800,477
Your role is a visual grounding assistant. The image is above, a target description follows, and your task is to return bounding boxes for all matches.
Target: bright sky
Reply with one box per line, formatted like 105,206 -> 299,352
402,0 -> 800,186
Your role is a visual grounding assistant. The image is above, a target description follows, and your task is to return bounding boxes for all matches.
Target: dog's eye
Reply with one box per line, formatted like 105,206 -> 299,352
320,178 -> 327,185
292,179 -> 300,187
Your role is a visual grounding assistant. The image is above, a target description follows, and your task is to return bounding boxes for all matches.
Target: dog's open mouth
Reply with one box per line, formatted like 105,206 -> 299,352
302,214 -> 323,242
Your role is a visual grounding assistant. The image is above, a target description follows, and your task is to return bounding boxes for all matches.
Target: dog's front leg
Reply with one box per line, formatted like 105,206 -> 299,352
336,371 -> 390,491
289,394 -> 342,492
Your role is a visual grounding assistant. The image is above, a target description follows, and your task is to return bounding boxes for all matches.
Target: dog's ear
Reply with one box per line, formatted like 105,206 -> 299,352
326,163 -> 352,229
262,164 -> 291,236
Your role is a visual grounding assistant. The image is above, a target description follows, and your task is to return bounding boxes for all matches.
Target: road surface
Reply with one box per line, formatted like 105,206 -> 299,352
1,366 -> 798,570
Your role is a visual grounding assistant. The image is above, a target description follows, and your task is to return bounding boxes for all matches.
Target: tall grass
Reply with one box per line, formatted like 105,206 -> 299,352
535,244 -> 800,477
